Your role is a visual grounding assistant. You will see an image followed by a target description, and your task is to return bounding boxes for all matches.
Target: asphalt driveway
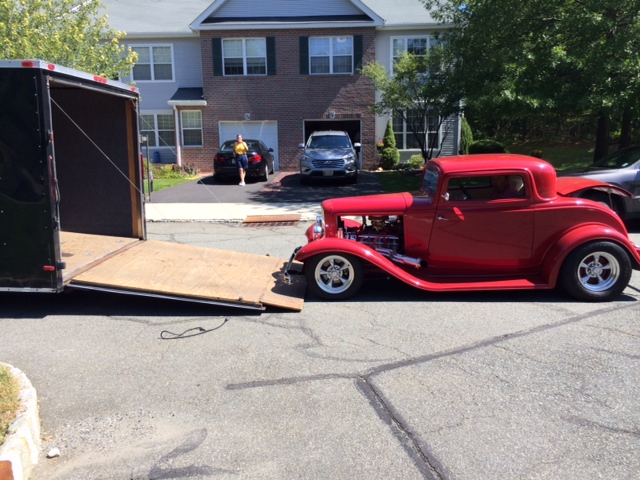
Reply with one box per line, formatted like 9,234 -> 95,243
148,171 -> 388,204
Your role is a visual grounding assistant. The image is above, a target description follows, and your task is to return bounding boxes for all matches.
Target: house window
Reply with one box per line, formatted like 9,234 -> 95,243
181,111 -> 203,147
222,38 -> 267,76
140,114 -> 175,148
309,37 -> 353,74
131,46 -> 174,81
392,109 -> 440,150
391,36 -> 432,73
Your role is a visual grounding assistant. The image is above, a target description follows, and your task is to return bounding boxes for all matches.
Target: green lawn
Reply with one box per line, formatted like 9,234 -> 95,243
144,176 -> 199,194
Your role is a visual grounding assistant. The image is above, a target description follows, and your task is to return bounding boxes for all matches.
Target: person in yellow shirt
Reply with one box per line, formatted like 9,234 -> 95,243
234,134 -> 249,186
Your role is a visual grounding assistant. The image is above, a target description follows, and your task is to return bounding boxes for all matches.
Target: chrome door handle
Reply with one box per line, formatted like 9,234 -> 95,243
437,216 -> 448,221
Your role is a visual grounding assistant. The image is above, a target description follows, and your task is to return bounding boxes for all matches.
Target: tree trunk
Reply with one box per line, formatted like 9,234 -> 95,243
593,111 -> 609,163
619,108 -> 632,149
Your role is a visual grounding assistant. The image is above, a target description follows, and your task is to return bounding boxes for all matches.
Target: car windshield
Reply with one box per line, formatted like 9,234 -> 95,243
419,166 -> 439,197
592,147 -> 640,169
308,135 -> 351,149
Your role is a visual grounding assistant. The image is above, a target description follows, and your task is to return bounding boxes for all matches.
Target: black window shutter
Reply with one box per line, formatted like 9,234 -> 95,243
212,38 -> 223,76
267,37 -> 276,75
354,35 -> 363,72
299,36 -> 309,75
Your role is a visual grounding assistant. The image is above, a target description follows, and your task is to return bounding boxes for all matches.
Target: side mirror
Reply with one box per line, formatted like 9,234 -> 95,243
298,143 -> 305,149
442,192 -> 450,201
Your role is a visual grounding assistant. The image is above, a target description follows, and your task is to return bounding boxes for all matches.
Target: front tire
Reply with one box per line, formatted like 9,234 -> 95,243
305,253 -> 363,300
560,241 -> 632,301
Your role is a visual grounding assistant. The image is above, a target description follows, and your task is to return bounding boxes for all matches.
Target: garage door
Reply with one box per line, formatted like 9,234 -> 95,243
220,121 -> 279,170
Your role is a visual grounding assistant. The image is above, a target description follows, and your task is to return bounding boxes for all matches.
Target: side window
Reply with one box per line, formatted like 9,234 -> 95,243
446,175 -> 526,201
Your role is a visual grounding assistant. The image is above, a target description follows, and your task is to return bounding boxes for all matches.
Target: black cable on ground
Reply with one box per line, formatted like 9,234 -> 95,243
160,318 -> 229,339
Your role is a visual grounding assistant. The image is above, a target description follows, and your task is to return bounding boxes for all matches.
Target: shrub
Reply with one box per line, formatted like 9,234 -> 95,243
468,139 -> 509,154
407,154 -> 424,169
531,150 -> 543,158
460,116 -> 473,154
379,120 -> 400,170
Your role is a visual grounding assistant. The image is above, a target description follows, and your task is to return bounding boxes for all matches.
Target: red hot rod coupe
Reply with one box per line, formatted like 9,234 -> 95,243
290,154 -> 640,302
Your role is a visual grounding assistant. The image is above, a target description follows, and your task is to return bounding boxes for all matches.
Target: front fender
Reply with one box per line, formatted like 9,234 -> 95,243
295,238 -> 421,284
542,224 -> 640,288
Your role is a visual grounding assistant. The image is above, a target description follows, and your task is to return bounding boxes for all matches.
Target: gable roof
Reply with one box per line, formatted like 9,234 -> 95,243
360,0 -> 439,29
100,0 -> 212,38
101,0 -> 439,37
190,0 -> 384,30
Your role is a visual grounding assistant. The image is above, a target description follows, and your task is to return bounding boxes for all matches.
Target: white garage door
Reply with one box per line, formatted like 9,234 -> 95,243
219,121 -> 279,170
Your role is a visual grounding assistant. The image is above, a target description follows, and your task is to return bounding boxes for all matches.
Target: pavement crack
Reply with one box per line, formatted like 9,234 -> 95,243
356,376 -> 446,480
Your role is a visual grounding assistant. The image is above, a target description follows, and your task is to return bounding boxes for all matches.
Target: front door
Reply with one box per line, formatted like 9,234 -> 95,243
427,174 -> 535,275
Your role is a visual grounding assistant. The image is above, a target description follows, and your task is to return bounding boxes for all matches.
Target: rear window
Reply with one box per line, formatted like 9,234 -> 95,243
220,140 -> 258,151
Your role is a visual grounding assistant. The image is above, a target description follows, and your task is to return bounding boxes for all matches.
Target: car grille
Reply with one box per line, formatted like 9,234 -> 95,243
311,159 -> 344,169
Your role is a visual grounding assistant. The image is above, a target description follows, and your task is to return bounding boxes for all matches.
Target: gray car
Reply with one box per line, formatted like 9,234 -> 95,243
559,146 -> 640,220
299,131 -> 360,184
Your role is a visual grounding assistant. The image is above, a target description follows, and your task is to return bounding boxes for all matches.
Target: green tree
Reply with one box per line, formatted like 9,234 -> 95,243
0,0 -> 136,78
460,116 -> 473,154
361,46 -> 465,161
379,120 -> 400,170
424,0 -> 640,161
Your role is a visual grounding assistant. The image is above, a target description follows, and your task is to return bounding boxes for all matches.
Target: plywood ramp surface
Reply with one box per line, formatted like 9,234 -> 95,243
61,232 -> 141,281
70,240 -> 305,311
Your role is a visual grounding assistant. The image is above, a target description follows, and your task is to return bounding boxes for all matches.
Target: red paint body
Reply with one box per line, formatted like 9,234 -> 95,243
295,154 -> 640,293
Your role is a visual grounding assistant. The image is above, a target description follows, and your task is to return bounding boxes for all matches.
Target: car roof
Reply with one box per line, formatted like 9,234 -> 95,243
309,131 -> 349,136
431,154 -> 557,199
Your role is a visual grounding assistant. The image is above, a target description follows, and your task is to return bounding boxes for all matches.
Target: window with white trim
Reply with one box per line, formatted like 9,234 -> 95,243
309,36 -> 353,74
140,114 -> 175,148
392,109 -> 440,150
181,111 -> 203,147
391,36 -> 435,74
222,38 -> 267,76
131,45 -> 174,81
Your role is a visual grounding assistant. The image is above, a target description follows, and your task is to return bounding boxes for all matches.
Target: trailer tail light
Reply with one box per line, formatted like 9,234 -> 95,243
21,61 -> 55,70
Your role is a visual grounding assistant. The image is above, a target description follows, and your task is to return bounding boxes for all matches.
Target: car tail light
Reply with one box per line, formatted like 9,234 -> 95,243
214,154 -> 226,164
248,154 -> 262,163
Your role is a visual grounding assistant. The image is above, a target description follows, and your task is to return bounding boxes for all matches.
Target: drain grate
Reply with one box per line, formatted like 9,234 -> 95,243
242,220 -> 299,227
242,214 -> 301,227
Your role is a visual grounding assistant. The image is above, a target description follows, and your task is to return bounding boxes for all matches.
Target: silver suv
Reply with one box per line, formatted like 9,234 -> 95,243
299,131 -> 360,184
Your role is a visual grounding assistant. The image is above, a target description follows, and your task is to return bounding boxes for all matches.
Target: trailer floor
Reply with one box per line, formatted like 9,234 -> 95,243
60,232 -> 305,311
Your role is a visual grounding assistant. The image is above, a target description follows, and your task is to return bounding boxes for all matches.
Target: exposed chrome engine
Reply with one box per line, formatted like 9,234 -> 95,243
341,215 -> 422,268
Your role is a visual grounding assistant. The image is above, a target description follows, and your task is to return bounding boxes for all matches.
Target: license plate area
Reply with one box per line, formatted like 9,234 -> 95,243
323,170 -> 334,176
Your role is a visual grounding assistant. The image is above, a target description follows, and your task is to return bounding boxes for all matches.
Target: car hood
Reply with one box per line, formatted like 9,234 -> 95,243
559,167 -> 622,177
556,177 -> 631,198
303,148 -> 355,159
322,192 -> 432,216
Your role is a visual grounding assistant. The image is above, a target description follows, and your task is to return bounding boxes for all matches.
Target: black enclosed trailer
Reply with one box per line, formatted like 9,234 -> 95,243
0,60 -> 303,311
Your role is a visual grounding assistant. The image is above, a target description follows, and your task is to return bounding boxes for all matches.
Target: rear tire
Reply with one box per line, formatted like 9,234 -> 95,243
260,165 -> 269,182
560,241 -> 632,301
305,253 -> 363,300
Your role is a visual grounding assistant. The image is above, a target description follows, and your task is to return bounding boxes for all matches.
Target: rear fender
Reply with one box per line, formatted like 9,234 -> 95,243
541,225 -> 640,288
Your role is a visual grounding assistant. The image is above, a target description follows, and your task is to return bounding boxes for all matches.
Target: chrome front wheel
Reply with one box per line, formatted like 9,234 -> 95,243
305,253 -> 363,300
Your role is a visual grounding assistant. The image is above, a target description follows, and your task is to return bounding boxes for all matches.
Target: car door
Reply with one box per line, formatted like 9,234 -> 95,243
427,174 -> 535,275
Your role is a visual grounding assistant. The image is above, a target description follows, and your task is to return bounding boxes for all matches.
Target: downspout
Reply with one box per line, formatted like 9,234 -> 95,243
173,105 -> 182,167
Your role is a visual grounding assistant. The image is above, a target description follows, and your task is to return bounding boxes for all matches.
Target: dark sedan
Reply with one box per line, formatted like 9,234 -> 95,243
213,139 -> 274,182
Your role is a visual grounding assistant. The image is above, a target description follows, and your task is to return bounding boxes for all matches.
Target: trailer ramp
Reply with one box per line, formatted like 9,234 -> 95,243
62,234 -> 305,311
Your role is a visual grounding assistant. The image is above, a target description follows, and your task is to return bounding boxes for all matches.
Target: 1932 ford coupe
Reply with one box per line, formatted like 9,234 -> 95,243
290,154 -> 640,302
